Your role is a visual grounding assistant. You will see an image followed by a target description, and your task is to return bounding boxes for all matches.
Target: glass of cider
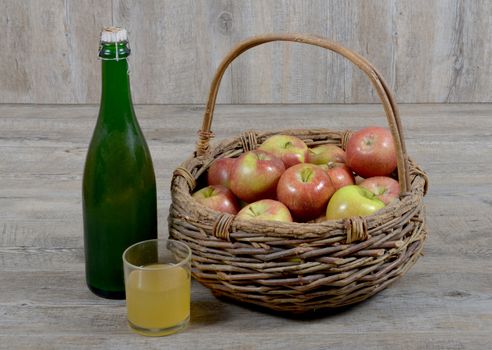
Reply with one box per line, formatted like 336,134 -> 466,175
123,238 -> 191,336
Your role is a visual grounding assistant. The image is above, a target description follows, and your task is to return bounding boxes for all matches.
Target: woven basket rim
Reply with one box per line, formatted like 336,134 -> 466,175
171,127 -> 427,240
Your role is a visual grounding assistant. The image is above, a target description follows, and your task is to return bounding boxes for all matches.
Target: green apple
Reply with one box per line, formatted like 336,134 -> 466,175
326,185 -> 385,220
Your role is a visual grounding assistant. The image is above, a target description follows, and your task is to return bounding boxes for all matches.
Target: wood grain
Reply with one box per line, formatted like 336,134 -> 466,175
0,0 -> 112,104
113,0 -> 234,104
394,0 -> 492,103
1,1 -> 492,103
0,104 -> 491,348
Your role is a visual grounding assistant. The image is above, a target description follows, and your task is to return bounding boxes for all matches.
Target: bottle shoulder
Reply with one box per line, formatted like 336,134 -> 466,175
83,134 -> 156,191
84,124 -> 154,169
89,115 -> 148,145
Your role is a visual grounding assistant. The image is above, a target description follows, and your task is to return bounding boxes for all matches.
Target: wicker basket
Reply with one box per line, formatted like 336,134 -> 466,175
169,34 -> 429,313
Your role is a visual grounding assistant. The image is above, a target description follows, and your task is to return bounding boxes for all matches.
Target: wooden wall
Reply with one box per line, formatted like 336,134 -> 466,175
1,0 -> 491,104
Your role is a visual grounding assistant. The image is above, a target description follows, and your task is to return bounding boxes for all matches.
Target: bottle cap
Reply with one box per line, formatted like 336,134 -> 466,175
100,27 -> 128,43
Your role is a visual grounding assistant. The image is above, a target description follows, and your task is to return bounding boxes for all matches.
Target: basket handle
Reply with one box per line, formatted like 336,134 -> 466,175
196,33 -> 410,194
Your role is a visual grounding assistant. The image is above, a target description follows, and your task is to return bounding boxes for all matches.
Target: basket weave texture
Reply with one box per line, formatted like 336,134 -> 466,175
169,34 -> 429,313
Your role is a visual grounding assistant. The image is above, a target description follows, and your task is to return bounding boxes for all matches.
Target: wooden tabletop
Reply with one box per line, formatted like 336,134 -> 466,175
1,104 -> 491,349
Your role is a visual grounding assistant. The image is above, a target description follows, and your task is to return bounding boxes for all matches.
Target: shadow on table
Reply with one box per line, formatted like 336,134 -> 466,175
212,294 -> 361,321
190,300 -> 232,327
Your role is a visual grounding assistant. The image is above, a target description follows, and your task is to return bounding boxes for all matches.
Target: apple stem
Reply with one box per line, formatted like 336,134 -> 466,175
204,187 -> 215,197
378,188 -> 387,195
256,152 -> 268,161
248,206 -> 258,216
301,168 -> 313,182
364,135 -> 375,146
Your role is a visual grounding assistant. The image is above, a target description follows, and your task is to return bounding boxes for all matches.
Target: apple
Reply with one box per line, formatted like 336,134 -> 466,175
277,163 -> 335,221
346,126 -> 397,178
307,144 -> 346,165
320,162 -> 355,190
236,199 -> 293,222
207,158 -> 236,189
326,185 -> 385,220
258,134 -> 308,168
192,185 -> 240,214
359,176 -> 400,205
230,150 -> 285,203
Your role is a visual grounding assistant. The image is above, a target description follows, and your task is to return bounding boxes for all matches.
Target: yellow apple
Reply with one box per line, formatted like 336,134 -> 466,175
326,185 -> 385,220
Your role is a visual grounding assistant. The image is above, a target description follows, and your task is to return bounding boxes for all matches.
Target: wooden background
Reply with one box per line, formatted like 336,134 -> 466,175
1,0 -> 491,104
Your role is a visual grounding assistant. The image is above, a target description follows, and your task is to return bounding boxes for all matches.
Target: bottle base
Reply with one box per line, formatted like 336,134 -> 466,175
88,284 -> 125,300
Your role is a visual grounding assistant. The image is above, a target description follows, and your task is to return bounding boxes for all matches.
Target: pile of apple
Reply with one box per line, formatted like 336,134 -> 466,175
192,126 -> 400,223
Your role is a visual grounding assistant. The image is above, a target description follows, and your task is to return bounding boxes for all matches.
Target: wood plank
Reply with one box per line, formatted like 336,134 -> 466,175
393,0 -> 492,103
64,0 -> 114,103
113,0 -> 234,104
0,0 -> 68,103
452,0 -> 492,102
393,0 -> 454,102
0,333 -> 490,350
0,0 -> 112,104
229,0 -> 338,103
338,0 -> 395,103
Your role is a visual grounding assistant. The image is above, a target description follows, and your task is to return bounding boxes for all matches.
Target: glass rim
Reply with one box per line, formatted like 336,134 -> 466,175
122,238 -> 192,271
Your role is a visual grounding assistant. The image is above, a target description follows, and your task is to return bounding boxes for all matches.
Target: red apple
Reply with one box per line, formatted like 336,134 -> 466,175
320,162 -> 355,190
236,199 -> 293,222
192,185 -> 240,214
258,134 -> 308,168
326,185 -> 385,220
207,158 -> 236,189
346,126 -> 397,178
277,163 -> 335,221
359,176 -> 400,205
230,150 -> 285,203
307,144 -> 346,165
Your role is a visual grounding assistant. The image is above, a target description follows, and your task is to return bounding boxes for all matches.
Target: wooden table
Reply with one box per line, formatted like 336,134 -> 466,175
1,104 -> 491,349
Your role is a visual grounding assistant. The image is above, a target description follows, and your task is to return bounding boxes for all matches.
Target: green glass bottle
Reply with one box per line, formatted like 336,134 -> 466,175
83,27 -> 157,299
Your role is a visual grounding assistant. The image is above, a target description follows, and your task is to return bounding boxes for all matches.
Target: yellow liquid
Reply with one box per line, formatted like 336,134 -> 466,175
126,264 -> 190,335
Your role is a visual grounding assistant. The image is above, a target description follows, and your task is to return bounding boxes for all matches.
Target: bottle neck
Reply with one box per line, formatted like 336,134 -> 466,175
100,58 -> 133,111
98,42 -> 135,122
